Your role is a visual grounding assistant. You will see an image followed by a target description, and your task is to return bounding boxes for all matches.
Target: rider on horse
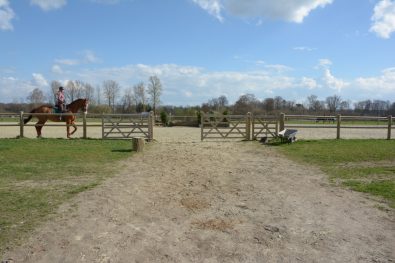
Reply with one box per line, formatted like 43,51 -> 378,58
56,86 -> 66,120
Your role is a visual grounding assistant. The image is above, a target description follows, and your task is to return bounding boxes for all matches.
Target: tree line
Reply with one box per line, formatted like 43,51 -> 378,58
4,76 -> 162,115
1,81 -> 395,117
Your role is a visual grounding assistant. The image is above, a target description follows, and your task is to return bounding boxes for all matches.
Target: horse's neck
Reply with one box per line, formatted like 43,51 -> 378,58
67,102 -> 82,113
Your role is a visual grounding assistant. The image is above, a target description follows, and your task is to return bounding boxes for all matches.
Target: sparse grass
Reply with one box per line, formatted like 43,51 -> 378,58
0,138 -> 132,254
276,139 -> 395,208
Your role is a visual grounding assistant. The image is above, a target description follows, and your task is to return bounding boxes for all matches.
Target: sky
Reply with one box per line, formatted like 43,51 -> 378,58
0,0 -> 395,106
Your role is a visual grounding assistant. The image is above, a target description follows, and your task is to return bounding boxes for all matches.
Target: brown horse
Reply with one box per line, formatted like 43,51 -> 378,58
24,98 -> 89,138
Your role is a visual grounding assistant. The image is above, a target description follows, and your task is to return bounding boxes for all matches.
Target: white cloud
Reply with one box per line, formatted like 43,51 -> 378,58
192,0 -> 223,22
318,58 -> 332,68
300,77 -> 318,89
32,73 -> 49,87
82,50 -> 100,63
370,0 -> 395,39
315,59 -> 349,92
55,59 -> 79,66
2,64 -> 395,104
75,64 -> 299,104
0,74 -> 50,102
356,67 -> 395,93
52,65 -> 63,74
0,0 -> 15,31
322,68 -> 349,92
30,0 -> 67,11
53,50 -> 100,69
265,64 -> 293,73
193,0 -> 333,23
90,0 -> 122,4
293,46 -> 316,52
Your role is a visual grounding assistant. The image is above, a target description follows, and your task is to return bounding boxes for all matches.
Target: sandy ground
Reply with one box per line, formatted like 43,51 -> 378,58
2,127 -> 395,262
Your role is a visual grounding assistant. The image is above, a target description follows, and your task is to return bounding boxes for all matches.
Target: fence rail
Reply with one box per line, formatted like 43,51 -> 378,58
0,112 -> 393,140
200,113 -> 251,140
102,113 -> 153,140
0,111 -> 154,140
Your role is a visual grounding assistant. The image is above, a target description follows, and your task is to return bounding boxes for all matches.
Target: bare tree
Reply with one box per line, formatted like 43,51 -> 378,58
354,100 -> 372,114
133,82 -> 147,112
102,80 -> 121,113
326,95 -> 342,113
96,85 -> 102,105
262,98 -> 275,112
81,82 -> 95,102
73,80 -> 85,99
274,96 -> 285,110
233,94 -> 259,114
65,80 -> 78,102
147,76 -> 162,115
217,95 -> 228,109
27,88 -> 46,104
121,87 -> 135,113
340,100 -> 351,111
307,94 -> 326,112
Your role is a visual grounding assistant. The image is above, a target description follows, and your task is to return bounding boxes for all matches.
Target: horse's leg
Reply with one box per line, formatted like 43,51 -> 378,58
66,120 -> 71,138
70,122 -> 77,135
35,119 -> 46,138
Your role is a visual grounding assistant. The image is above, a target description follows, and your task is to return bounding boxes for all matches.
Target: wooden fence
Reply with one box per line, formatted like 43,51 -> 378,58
0,112 -> 154,141
252,115 -> 278,140
281,114 -> 393,140
200,112 -> 393,141
201,113 -> 251,140
0,112 -> 393,141
102,112 -> 154,140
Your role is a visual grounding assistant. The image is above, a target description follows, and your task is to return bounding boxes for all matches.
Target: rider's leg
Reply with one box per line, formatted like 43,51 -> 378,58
59,104 -> 64,120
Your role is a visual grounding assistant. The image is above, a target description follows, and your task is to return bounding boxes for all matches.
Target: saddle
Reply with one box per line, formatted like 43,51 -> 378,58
53,107 -> 63,114
53,105 -> 68,114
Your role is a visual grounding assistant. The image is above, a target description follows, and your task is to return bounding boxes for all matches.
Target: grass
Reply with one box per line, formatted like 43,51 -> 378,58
276,139 -> 395,208
0,138 -> 132,254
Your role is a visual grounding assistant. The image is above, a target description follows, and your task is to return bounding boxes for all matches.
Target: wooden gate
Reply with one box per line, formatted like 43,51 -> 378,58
252,115 -> 278,140
102,112 -> 153,140
201,113 -> 251,140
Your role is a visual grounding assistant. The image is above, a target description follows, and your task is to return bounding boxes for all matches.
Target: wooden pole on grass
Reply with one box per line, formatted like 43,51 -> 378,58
132,137 -> 145,152
19,111 -> 24,138
279,113 -> 285,131
246,112 -> 251,141
148,111 -> 154,142
388,115 -> 392,140
83,112 -> 87,139
201,113 -> 204,141
336,114 -> 341,139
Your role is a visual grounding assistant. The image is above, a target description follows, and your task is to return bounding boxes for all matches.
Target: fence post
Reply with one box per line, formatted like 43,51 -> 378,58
246,112 -> 251,140
279,113 -> 285,131
388,115 -> 392,140
19,111 -> 24,138
83,112 -> 87,139
148,111 -> 154,141
201,113 -> 204,141
336,114 -> 341,139
101,114 -> 104,139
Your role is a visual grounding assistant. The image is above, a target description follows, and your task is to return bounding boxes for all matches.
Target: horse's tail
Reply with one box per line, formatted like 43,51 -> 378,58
23,109 -> 36,124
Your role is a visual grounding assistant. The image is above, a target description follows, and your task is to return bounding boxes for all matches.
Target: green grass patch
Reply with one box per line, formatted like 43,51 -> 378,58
276,139 -> 395,208
0,138 -> 132,254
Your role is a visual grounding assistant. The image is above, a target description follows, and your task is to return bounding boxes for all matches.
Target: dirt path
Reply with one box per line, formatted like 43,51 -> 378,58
3,128 -> 395,262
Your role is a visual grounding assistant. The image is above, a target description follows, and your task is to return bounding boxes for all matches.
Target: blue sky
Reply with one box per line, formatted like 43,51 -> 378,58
1,0 -> 395,106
